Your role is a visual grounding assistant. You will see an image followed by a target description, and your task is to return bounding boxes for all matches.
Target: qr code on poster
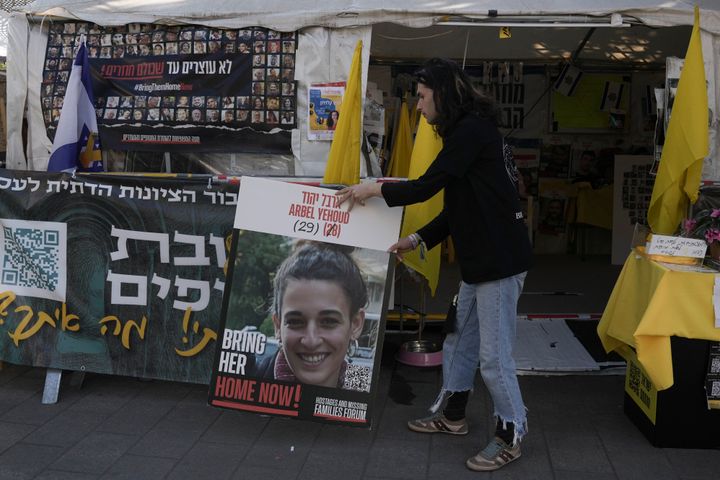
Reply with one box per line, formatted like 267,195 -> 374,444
0,219 -> 67,301
711,357 -> 720,374
627,362 -> 640,394
712,381 -> 720,397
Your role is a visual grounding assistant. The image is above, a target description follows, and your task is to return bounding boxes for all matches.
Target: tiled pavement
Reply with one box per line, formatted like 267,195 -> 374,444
1,340 -> 720,480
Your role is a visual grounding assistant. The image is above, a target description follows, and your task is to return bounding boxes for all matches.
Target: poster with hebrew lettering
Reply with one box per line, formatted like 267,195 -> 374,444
209,178 -> 402,427
42,22 -> 297,153
0,169 -> 237,383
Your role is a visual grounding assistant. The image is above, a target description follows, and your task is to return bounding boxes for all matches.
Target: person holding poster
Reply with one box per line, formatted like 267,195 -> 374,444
254,242 -> 370,391
337,58 -> 532,472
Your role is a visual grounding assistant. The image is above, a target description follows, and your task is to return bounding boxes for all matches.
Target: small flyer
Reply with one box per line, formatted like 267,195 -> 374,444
208,178 -> 403,427
308,82 -> 345,141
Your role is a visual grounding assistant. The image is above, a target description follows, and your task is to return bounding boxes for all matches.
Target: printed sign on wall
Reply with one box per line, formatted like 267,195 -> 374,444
307,82 -> 345,141
43,22 -> 297,153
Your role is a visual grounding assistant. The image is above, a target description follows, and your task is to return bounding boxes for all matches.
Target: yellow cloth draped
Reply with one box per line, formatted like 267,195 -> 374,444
399,117 -> 443,295
597,250 -> 720,390
647,7 -> 708,234
322,40 -> 363,185
389,101 -> 413,178
575,183 -> 613,230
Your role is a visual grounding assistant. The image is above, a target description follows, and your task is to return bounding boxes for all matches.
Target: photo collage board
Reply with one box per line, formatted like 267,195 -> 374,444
42,22 -> 298,152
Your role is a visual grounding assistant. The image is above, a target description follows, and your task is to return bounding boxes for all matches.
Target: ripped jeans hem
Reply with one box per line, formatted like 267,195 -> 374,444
428,387 -> 474,414
495,409 -> 529,446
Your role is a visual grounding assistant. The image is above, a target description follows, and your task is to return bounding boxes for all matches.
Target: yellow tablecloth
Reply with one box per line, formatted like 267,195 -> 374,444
597,250 -> 720,390
575,183 -> 613,230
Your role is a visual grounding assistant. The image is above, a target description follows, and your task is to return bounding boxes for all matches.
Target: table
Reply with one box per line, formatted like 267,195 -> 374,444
597,249 -> 720,390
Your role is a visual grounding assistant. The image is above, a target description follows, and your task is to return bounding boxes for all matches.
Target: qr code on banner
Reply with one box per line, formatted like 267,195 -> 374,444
0,219 -> 67,301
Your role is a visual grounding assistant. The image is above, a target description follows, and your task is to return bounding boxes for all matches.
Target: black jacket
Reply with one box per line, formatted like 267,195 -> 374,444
382,113 -> 532,283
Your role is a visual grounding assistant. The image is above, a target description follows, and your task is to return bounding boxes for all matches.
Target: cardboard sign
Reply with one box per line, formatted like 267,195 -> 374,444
235,177 -> 403,251
646,234 -> 707,258
210,177 -> 402,427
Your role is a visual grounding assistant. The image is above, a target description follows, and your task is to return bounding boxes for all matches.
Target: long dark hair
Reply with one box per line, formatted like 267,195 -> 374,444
327,110 -> 339,129
414,58 -> 499,138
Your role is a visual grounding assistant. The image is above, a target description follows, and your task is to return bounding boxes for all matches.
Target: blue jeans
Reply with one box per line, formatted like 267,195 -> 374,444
431,272 -> 528,444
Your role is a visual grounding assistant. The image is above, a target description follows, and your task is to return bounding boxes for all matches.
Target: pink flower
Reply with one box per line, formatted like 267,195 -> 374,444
705,228 -> 720,244
711,209 -> 720,218
682,218 -> 697,233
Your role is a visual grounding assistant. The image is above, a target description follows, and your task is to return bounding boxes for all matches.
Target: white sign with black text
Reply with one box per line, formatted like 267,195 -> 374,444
646,234 -> 707,258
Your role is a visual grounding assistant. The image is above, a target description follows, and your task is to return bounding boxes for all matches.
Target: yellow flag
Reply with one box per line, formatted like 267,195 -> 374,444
389,101 -> 413,178
408,98 -> 420,134
647,7 -> 708,234
400,117 -> 443,295
323,40 -> 363,185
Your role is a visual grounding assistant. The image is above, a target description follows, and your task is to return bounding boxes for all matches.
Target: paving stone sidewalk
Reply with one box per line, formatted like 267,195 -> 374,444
1,349 -> 719,479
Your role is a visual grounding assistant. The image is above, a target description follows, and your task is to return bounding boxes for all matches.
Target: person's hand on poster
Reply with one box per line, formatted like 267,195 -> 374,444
387,234 -> 419,261
336,183 -> 383,211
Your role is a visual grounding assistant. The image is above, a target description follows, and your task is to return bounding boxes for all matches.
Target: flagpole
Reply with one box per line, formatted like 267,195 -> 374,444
47,36 -> 103,173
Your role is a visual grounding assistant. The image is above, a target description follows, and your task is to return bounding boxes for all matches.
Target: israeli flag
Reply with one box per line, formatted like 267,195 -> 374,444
553,64 -> 583,97
47,41 -> 103,172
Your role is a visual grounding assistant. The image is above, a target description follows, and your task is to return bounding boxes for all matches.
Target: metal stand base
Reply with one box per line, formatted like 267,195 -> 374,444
41,368 -> 62,404
393,265 -> 443,367
70,371 -> 86,388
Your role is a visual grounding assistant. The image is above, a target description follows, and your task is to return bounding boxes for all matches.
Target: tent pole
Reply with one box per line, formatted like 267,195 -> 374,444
571,27 -> 596,64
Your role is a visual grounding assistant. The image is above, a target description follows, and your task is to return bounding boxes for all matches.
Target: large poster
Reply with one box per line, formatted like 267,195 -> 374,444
612,155 -> 654,264
551,74 -> 630,133
209,178 -> 403,427
471,67 -> 549,138
0,170 -> 237,383
43,22 -> 297,153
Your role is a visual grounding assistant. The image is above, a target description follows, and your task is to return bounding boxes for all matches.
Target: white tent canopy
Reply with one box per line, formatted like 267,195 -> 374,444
6,0 -> 720,175
19,0 -> 720,33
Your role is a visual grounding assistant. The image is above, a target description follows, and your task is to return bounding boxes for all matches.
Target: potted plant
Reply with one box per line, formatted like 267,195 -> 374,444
681,208 -> 720,259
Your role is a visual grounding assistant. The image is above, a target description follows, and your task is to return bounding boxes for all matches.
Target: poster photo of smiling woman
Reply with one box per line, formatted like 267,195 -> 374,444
262,242 -> 370,391
209,178 -> 401,426
218,234 -> 388,394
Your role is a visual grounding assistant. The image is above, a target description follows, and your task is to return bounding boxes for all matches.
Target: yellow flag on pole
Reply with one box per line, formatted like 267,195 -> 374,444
323,40 -> 363,185
647,7 -> 708,234
389,100 -> 413,178
400,116 -> 444,295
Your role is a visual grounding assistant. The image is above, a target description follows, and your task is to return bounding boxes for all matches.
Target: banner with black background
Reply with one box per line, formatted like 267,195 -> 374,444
0,170 -> 236,384
42,22 -> 297,153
